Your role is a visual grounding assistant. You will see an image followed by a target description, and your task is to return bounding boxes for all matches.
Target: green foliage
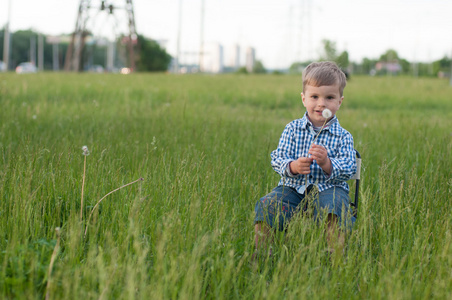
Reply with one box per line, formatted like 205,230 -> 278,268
379,49 -> 400,61
0,74 -> 451,299
288,61 -> 312,74
252,60 -> 266,74
136,34 -> 171,72
432,56 -> 451,75
320,39 -> 337,61
318,39 -> 349,69
336,50 -> 349,68
235,66 -> 248,74
0,29 -> 68,70
353,58 -> 378,75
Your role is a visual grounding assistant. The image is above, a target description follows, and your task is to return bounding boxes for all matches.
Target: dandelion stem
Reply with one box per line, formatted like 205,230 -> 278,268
81,155 -> 87,221
311,118 -> 328,147
305,117 -> 329,187
45,227 -> 61,300
84,177 -> 144,238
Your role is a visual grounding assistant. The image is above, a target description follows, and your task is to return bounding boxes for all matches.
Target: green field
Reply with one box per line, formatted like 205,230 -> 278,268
1,73 -> 451,299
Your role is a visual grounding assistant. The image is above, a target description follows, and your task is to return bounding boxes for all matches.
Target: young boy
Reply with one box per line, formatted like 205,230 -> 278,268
254,61 -> 357,255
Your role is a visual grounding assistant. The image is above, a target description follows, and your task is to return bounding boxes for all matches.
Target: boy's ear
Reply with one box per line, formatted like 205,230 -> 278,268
339,96 -> 344,106
301,92 -> 306,106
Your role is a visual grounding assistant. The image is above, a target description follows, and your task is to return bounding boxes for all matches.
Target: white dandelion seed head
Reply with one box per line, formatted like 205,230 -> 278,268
82,145 -> 90,156
322,109 -> 332,119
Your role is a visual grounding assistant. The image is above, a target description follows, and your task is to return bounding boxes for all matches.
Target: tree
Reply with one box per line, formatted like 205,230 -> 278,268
1,29 -> 70,70
288,61 -> 313,74
319,39 -> 349,70
432,56 -> 451,76
136,34 -> 171,72
379,49 -> 399,61
320,39 -> 337,61
378,49 -> 410,74
1,30 -> 39,68
336,51 -> 349,69
399,58 -> 410,73
360,57 -> 378,75
235,66 -> 248,74
252,60 -> 266,73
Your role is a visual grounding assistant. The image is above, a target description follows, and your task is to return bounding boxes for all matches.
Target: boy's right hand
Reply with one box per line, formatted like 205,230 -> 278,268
289,157 -> 313,175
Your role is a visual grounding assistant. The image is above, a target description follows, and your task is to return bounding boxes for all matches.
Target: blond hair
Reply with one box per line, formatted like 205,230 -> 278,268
302,61 -> 347,96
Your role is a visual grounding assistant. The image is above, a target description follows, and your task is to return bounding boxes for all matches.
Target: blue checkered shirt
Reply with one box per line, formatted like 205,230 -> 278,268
271,112 -> 357,194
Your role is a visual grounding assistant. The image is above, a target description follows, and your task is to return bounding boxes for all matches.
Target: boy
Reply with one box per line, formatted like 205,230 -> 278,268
254,61 -> 357,256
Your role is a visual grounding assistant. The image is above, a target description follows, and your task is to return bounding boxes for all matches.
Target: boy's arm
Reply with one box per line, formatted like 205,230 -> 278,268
270,124 -> 300,178
325,133 -> 357,182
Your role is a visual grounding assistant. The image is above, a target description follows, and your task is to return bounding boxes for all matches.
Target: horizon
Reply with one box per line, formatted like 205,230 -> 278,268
2,0 -> 452,69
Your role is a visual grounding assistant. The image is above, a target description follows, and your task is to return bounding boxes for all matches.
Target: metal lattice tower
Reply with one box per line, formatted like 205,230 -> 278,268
64,0 -> 137,72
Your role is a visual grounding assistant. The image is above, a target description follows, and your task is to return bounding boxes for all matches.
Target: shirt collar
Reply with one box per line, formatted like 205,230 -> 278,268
301,112 -> 342,136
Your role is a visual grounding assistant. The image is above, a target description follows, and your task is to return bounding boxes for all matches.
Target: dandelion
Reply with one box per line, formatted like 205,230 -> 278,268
322,108 -> 332,119
82,145 -> 90,156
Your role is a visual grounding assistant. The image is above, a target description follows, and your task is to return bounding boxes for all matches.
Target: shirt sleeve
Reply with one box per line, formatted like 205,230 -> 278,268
326,132 -> 357,182
270,123 -> 299,178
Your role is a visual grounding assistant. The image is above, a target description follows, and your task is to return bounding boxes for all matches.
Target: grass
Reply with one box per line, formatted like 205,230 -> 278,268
0,72 -> 451,299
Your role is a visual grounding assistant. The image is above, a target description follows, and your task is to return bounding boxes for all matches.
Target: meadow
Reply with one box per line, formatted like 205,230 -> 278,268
0,72 -> 451,299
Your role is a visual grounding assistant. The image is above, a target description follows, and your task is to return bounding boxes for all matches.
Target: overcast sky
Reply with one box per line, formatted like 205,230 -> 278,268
2,0 -> 452,69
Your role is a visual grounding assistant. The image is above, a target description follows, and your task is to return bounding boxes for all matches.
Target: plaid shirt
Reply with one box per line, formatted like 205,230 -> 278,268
271,112 -> 357,194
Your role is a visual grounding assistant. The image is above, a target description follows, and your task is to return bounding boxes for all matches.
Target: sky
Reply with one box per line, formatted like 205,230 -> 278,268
2,0 -> 452,69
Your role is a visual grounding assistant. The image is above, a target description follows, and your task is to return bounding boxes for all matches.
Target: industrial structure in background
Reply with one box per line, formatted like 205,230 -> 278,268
64,0 -> 137,72
245,47 -> 255,73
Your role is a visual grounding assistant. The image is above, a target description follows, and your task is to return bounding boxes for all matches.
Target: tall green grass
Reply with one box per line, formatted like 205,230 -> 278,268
0,73 -> 451,299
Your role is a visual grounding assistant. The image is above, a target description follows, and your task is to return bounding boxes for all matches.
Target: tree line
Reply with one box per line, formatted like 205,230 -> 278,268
1,30 -> 450,76
0,29 -> 171,72
289,39 -> 451,77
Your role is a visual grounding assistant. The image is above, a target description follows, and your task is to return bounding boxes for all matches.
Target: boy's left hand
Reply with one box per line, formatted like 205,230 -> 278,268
309,144 -> 332,175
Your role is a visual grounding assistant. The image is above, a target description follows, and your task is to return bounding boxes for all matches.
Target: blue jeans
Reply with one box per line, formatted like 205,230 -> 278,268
254,185 -> 355,231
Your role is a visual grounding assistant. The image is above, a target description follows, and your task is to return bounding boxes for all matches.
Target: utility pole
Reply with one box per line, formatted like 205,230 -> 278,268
126,0 -> 137,71
30,36 -> 36,66
47,36 -> 60,71
175,0 -> 183,73
53,43 -> 59,71
199,0 -> 205,72
3,0 -> 12,71
38,34 -> 44,71
450,48 -> 452,86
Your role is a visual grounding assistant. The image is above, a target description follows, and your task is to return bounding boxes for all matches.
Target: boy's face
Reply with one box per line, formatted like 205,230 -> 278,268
301,84 -> 343,127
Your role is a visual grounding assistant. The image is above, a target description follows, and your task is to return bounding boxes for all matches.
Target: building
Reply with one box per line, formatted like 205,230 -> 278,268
245,47 -> 255,73
201,42 -> 223,73
375,60 -> 402,74
228,44 -> 240,70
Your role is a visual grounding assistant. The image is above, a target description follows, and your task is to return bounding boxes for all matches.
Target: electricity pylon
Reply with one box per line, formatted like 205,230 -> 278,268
64,0 -> 137,72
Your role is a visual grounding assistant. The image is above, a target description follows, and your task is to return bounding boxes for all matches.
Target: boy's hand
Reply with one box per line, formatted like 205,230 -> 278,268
289,157 -> 313,175
309,144 -> 332,175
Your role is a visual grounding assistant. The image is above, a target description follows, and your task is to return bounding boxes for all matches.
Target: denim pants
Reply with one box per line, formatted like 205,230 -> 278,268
254,185 -> 355,231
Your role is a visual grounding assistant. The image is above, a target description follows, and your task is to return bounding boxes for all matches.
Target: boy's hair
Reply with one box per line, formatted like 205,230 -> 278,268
302,61 -> 347,96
